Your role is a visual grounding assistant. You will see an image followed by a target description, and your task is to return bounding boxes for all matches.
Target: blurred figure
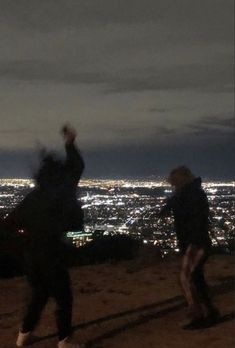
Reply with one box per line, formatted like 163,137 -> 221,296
5,125 -> 84,348
159,166 -> 219,330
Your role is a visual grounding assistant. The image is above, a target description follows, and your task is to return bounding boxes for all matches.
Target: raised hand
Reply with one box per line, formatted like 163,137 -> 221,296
61,124 -> 77,144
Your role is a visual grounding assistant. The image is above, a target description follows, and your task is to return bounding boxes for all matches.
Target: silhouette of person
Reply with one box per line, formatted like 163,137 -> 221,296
159,166 -> 220,330
5,125 -> 84,348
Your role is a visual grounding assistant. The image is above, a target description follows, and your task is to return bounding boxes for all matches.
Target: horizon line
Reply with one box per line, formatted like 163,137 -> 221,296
0,177 -> 234,184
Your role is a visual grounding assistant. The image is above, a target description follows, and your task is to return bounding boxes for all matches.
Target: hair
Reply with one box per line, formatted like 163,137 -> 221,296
34,150 -> 64,188
168,166 -> 195,190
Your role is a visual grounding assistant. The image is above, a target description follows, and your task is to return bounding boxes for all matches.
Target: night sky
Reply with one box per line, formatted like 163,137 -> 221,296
0,0 -> 234,179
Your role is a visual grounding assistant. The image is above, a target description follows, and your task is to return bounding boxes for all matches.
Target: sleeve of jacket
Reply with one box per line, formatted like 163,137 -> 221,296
159,194 -> 181,217
4,199 -> 28,232
65,142 -> 85,183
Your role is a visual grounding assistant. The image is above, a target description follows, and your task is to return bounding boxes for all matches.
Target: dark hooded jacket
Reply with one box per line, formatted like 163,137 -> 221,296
160,177 -> 211,253
4,142 -> 84,270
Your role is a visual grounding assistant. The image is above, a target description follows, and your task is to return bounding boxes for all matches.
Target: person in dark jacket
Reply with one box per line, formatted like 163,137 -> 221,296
159,166 -> 219,330
5,125 -> 84,348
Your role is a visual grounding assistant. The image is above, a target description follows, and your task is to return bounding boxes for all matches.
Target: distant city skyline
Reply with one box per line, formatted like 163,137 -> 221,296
0,1 -> 234,179
0,178 -> 234,253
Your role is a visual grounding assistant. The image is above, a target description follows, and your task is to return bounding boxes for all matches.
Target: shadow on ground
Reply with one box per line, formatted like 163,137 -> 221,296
29,276 -> 235,347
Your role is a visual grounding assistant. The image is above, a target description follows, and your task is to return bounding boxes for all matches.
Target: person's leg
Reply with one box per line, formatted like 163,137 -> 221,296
16,280 -> 48,346
180,245 -> 206,321
192,256 -> 210,300
51,268 -> 81,347
21,283 -> 48,333
192,256 -> 220,321
51,268 -> 73,342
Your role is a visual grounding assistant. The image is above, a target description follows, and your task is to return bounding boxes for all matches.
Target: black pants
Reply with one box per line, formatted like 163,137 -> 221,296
22,264 -> 73,341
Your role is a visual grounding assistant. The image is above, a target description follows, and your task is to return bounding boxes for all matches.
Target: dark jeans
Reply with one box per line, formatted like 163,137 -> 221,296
22,263 -> 73,341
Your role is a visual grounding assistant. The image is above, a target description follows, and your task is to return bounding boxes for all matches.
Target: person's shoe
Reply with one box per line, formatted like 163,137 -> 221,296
182,318 -> 207,330
16,331 -> 31,347
58,337 -> 81,348
205,308 -> 221,326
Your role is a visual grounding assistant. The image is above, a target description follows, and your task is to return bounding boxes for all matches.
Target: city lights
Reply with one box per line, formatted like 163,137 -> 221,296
0,179 -> 234,254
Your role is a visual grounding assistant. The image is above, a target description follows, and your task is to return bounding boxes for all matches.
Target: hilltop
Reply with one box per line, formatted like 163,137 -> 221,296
0,253 -> 234,348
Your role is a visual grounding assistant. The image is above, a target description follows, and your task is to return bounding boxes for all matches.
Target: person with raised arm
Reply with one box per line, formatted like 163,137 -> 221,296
5,125 -> 84,348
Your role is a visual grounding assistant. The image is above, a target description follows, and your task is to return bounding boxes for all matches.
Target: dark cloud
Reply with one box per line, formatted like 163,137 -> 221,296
112,125 -> 176,139
0,60 -> 101,84
0,0 -> 233,56
0,149 -> 35,178
83,132 -> 235,180
186,125 -> 233,137
107,64 -> 233,93
201,113 -> 235,128
149,108 -> 168,113
185,112 -> 235,136
0,0 -> 233,179
0,60 -> 232,95
1,134 -> 234,179
148,105 -> 194,114
0,128 -> 42,134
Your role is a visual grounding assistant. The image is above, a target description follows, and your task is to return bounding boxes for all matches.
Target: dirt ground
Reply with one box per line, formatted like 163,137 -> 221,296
0,254 -> 234,348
